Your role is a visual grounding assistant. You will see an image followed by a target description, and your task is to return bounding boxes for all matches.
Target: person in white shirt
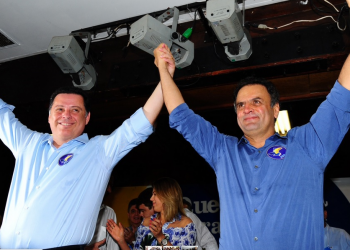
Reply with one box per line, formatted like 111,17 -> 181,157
183,200 -> 218,250
86,179 -> 119,250
324,204 -> 350,250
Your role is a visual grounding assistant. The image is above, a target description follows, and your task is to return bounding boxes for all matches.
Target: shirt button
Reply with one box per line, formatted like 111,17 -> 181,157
26,206 -> 29,210
16,231 -> 20,235
258,150 -> 261,153
36,186 -> 40,189
254,237 -> 258,241
46,167 -> 49,170
254,209 -> 258,213
255,187 -> 259,191
254,165 -> 259,169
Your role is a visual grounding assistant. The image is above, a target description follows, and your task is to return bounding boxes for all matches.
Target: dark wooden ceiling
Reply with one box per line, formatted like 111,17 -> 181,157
1,0 -> 350,213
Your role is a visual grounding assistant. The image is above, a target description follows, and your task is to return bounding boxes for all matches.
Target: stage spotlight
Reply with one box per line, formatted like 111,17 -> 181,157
130,7 -> 194,69
48,33 -> 97,90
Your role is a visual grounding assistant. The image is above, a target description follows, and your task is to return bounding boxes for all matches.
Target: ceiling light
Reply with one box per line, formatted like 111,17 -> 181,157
47,33 -> 96,90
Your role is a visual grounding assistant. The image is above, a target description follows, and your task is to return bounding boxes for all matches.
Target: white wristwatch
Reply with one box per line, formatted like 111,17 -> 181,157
161,238 -> 168,246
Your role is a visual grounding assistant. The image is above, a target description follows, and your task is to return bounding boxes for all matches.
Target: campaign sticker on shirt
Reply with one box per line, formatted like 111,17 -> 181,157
58,153 -> 74,166
267,146 -> 286,160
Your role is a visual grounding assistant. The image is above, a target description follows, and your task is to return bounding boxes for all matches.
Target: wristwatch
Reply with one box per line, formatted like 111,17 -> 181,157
161,237 -> 168,246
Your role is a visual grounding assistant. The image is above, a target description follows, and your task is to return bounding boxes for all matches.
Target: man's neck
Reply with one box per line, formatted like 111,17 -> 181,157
53,141 -> 64,149
244,130 -> 275,148
52,136 -> 78,149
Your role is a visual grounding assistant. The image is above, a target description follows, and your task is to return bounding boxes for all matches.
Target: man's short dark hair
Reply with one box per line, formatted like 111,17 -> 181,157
137,188 -> 153,210
128,198 -> 139,212
233,77 -> 280,112
49,86 -> 90,114
182,199 -> 192,211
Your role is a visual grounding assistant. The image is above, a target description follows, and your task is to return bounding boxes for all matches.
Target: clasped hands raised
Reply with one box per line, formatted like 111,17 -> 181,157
153,43 -> 176,78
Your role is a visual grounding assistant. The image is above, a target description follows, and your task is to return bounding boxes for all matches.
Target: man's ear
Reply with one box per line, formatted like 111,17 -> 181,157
85,112 -> 91,125
273,103 -> 280,119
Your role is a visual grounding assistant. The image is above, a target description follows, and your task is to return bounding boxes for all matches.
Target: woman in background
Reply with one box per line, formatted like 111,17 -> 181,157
107,177 -> 196,249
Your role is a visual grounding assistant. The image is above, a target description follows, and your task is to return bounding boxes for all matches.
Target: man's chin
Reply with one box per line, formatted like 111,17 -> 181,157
241,124 -> 260,133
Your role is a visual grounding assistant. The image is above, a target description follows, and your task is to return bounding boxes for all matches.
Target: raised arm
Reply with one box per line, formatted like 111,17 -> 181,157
338,54 -> 350,90
142,82 -> 163,125
343,0 -> 350,89
0,99 -> 39,156
153,43 -> 185,114
153,44 -> 225,168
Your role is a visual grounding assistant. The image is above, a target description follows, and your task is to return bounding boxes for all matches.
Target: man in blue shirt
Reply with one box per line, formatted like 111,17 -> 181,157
0,81 -> 166,249
153,43 -> 350,250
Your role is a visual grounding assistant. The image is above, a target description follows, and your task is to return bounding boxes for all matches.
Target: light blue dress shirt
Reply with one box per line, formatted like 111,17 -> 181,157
169,81 -> 350,250
0,99 -> 153,249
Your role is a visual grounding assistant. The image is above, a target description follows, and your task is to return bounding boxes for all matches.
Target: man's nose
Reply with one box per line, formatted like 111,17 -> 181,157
243,102 -> 253,113
62,109 -> 72,118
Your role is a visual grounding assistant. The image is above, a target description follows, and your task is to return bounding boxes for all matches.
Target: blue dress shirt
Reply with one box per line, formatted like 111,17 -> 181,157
169,81 -> 350,250
0,99 -> 153,249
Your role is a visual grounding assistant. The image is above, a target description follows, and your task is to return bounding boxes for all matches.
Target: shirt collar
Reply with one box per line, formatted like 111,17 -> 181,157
100,204 -> 106,211
42,133 -> 89,146
238,132 -> 287,145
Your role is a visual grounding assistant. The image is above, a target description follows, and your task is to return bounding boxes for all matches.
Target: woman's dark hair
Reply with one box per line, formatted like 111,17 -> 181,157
233,76 -> 279,112
48,86 -> 90,114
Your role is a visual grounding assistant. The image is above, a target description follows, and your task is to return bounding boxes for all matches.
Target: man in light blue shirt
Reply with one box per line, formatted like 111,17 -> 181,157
0,81 -> 165,249
153,43 -> 350,250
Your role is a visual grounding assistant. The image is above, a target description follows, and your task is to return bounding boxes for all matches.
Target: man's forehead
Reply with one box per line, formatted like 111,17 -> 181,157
51,94 -> 85,110
139,204 -> 146,210
236,84 -> 269,101
129,205 -> 138,212
53,93 -> 84,103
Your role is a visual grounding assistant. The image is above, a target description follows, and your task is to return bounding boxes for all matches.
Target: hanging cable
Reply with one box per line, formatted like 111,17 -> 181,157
323,0 -> 339,12
248,14 -> 346,31
91,24 -> 129,42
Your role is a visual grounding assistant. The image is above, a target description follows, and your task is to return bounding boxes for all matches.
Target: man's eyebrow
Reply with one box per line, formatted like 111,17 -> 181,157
236,97 -> 263,103
71,106 -> 83,110
53,105 -> 83,109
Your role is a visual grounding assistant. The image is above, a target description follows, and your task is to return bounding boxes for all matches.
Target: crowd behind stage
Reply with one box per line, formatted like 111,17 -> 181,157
87,177 -> 219,250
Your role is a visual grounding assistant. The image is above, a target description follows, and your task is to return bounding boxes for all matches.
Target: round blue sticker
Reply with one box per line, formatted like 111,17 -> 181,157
267,146 -> 286,160
58,153 -> 74,166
